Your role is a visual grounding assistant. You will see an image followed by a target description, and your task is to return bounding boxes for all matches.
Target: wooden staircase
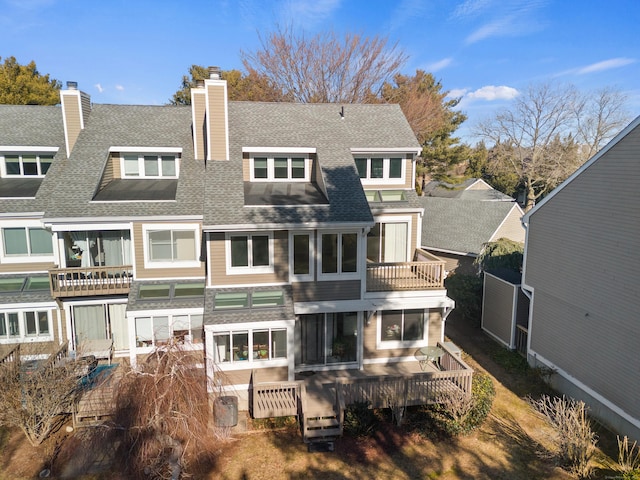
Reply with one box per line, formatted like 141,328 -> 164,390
300,381 -> 345,448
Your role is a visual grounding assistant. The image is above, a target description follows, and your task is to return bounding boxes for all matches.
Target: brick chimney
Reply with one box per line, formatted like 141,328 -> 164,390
60,81 -> 91,157
191,66 -> 229,162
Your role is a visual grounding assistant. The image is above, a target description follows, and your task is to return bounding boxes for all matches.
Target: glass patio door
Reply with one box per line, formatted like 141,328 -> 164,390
298,312 -> 358,367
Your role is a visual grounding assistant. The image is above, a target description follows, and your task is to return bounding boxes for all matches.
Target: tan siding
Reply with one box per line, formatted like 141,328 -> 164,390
428,309 -> 442,344
363,309 -> 442,361
525,124 -> 640,423
80,93 -> 91,124
209,231 -> 289,286
98,153 -> 117,190
206,83 -> 228,161
491,207 -> 525,243
61,92 -> 81,153
467,180 -> 492,190
133,223 -> 205,279
221,366 -> 289,386
192,89 -> 207,160
481,275 -> 515,346
403,156 -> 414,189
242,152 -> 250,181
410,212 -> 419,252
0,261 -> 56,274
291,280 -> 361,302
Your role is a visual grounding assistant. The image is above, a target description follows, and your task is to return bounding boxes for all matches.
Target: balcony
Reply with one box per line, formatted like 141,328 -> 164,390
49,266 -> 133,298
366,248 -> 446,292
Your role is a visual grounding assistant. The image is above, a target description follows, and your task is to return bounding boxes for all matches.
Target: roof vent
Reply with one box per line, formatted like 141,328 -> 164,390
66,81 -> 78,90
208,66 -> 221,80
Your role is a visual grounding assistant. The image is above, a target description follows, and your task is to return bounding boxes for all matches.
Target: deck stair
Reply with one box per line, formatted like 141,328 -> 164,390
300,381 -> 345,447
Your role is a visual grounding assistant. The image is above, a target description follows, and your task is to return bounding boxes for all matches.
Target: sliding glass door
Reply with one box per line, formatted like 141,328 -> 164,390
297,312 -> 358,367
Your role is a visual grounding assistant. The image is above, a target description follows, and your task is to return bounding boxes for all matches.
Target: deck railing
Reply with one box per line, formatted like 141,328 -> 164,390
0,344 -> 21,372
252,375 -> 302,419
515,325 -> 528,357
49,266 -> 133,298
366,248 -> 446,292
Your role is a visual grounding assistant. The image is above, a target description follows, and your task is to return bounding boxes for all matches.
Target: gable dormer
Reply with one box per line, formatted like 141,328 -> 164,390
60,81 -> 91,156
191,66 -> 228,162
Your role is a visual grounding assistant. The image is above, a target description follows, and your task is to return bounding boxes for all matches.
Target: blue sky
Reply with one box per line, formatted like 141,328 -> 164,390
2,0 -> 639,142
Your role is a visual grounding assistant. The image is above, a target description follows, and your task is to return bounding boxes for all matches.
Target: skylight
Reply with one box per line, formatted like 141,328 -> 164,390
213,289 -> 285,310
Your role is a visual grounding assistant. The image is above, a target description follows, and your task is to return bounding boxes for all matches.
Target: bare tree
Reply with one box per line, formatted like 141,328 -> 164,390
574,86 -> 631,161
109,345 -> 215,479
241,26 -> 407,103
0,344 -> 83,446
475,83 -> 630,211
475,83 -> 579,211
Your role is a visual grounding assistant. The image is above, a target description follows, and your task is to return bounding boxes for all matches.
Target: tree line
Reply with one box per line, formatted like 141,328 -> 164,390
1,26 -> 632,208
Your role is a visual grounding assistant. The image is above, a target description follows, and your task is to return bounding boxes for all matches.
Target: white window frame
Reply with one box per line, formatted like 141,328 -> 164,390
354,156 -> 406,185
142,223 -> 200,269
249,155 -> 310,182
0,219 -> 55,264
376,309 -> 427,350
288,231 -> 314,282
317,230 -> 360,281
119,153 -> 180,179
211,327 -> 288,365
225,232 -> 274,275
0,147 -> 58,178
0,309 -> 53,344
133,312 -> 204,350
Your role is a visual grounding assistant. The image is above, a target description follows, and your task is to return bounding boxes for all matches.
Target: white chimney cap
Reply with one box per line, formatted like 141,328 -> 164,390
66,81 -> 78,90
208,66 -> 221,79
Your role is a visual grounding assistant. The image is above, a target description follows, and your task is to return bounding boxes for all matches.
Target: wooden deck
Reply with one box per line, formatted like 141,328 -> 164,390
251,342 -> 473,443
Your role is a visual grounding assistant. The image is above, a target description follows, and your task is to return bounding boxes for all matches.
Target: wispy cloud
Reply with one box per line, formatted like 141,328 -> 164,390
115,85 -> 124,91
388,0 -> 431,31
452,0 -> 548,45
425,57 -> 453,72
280,0 -> 341,27
576,57 -> 636,74
94,83 -> 103,93
447,88 -> 468,98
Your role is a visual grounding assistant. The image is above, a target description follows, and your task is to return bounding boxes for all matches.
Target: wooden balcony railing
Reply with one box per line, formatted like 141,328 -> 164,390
0,344 -> 21,372
49,266 -> 133,298
366,248 -> 446,292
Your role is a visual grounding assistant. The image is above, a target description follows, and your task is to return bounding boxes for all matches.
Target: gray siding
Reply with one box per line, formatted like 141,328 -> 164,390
481,274 -> 516,347
525,123 -> 640,427
292,280 -> 360,302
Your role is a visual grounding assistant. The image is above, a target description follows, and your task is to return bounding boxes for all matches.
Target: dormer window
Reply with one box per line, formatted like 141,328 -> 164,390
354,156 -> 403,182
121,154 -> 179,178
250,155 -> 309,182
1,149 -> 57,178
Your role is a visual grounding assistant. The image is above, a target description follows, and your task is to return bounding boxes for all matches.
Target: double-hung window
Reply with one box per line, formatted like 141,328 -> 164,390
318,231 -> 359,279
1,152 -> 54,177
250,155 -> 309,181
121,154 -> 179,178
354,156 -> 404,183
0,310 -> 51,343
143,224 -> 200,268
227,232 -> 272,273
380,309 -> 425,345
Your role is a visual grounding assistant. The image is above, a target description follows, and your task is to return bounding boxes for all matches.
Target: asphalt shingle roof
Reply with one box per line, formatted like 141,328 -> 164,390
420,197 -> 520,255
424,179 -> 513,201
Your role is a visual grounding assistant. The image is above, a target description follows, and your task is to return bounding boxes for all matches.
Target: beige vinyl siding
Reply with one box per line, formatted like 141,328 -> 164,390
98,153 -> 117,190
133,223 -> 205,279
209,231 -> 288,286
220,366 -> 289,386
192,89 -> 207,160
467,180 -> 491,190
481,274 -> 516,347
291,280 -> 361,302
242,152 -> 250,181
403,156 -> 414,189
0,261 -> 56,274
491,206 -> 525,243
525,124 -> 640,424
409,212 -> 419,253
206,83 -> 227,161
363,309 -> 442,361
61,92 -> 82,153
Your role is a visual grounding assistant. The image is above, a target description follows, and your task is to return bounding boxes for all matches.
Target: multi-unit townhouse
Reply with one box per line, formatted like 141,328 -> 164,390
0,67 -> 472,438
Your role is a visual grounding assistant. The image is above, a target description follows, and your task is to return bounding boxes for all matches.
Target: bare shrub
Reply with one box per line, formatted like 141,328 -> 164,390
442,389 -> 475,426
609,435 -> 640,479
110,344 -> 215,479
0,343 -> 81,446
529,394 -> 597,478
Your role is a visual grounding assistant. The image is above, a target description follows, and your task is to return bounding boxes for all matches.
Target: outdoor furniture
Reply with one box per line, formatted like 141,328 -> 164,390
415,346 -> 444,371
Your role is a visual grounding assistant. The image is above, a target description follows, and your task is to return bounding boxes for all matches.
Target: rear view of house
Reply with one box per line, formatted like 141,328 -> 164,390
522,116 -> 640,441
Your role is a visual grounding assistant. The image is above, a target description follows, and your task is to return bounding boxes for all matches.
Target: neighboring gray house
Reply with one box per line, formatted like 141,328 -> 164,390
423,178 -> 514,201
522,116 -> 640,441
420,194 -> 525,274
